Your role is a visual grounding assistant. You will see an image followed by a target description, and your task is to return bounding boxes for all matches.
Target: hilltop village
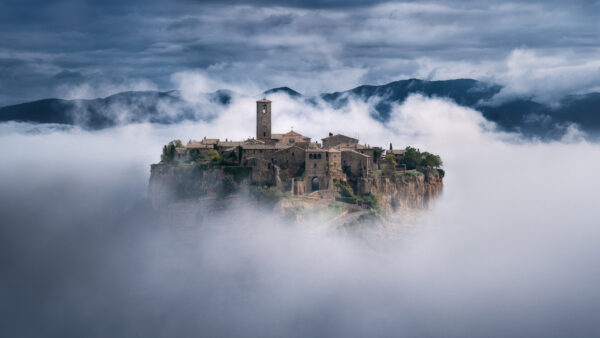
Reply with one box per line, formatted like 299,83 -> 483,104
150,98 -> 443,218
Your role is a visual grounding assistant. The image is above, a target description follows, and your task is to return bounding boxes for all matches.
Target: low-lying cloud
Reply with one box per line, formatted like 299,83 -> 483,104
2,93 -> 600,336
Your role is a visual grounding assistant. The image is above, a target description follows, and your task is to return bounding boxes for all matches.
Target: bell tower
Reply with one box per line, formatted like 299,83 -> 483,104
256,98 -> 272,141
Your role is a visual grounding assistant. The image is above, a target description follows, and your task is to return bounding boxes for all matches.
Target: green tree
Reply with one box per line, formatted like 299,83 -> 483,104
421,152 -> 443,168
384,153 -> 397,166
373,147 -> 384,162
161,140 -> 183,163
401,146 -> 421,170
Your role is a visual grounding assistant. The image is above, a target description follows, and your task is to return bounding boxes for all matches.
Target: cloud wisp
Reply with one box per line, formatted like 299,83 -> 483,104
1,1 -> 600,106
2,93 -> 600,336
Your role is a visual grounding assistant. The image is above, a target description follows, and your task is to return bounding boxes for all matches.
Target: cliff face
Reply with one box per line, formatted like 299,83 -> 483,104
357,168 -> 443,215
148,162 -> 444,226
148,163 -> 228,209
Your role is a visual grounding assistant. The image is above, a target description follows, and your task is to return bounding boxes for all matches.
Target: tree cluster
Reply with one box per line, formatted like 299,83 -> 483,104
401,146 -> 443,169
161,140 -> 183,163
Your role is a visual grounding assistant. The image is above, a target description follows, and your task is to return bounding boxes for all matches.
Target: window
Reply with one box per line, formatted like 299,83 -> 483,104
289,139 -> 295,144
263,132 -> 266,137
262,104 -> 267,114
317,154 -> 322,159
314,163 -> 317,168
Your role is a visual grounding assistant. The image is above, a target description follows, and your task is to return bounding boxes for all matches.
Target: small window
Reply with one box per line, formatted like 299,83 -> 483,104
289,139 -> 295,144
313,163 -> 317,168
317,154 -> 322,159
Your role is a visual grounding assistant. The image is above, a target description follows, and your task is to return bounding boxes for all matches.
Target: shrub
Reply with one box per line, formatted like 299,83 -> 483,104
360,192 -> 381,212
384,153 -> 397,166
221,150 -> 238,165
334,182 -> 355,198
336,196 -> 357,204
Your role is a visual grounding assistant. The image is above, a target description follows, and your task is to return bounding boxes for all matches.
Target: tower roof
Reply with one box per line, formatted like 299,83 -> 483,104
257,97 -> 271,103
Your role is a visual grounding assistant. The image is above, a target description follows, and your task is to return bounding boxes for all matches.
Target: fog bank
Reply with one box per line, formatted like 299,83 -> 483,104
2,96 -> 600,337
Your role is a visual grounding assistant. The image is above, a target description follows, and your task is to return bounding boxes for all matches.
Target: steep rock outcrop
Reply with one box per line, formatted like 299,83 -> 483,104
358,168 -> 443,215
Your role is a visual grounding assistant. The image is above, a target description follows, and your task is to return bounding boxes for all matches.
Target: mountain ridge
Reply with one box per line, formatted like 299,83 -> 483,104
2,79 -> 599,139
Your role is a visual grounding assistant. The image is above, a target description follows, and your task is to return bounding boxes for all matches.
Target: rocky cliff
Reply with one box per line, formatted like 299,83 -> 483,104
359,168 -> 443,215
148,163 -> 443,227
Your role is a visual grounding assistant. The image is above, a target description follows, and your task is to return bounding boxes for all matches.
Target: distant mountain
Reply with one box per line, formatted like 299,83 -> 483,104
0,90 -> 232,129
320,78 -> 502,121
318,79 -> 600,139
1,79 -> 599,140
263,87 -> 302,97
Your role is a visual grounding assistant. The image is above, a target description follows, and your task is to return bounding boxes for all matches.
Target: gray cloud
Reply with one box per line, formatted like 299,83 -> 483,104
1,1 -> 600,106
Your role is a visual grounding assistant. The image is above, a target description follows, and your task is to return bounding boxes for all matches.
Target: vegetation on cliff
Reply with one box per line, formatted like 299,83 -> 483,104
401,146 -> 443,170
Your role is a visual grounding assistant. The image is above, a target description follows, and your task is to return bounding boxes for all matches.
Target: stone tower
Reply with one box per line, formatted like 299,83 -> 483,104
256,98 -> 271,141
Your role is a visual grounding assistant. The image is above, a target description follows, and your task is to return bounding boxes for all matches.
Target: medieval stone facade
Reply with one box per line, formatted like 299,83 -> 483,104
178,98 -> 406,195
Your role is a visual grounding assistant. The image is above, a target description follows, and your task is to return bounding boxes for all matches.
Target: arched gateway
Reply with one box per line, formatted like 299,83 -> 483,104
311,176 -> 320,191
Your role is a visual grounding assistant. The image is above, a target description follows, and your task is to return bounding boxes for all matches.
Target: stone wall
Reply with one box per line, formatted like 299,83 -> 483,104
342,150 -> 372,177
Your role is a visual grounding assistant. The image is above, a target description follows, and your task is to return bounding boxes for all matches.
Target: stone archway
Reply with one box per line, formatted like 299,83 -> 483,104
311,176 -> 320,191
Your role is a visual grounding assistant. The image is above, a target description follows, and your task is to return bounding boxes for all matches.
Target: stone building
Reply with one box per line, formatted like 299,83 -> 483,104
322,133 -> 358,149
272,145 -> 306,178
240,144 -> 278,164
342,150 -> 372,177
175,97 -> 407,197
387,149 -> 405,163
256,98 -> 272,142
273,130 -> 311,148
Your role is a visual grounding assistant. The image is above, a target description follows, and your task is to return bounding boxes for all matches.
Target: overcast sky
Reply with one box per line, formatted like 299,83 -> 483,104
1,0 -> 600,105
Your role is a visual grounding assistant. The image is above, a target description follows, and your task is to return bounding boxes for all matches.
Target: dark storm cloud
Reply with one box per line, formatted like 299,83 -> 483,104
1,0 -> 600,105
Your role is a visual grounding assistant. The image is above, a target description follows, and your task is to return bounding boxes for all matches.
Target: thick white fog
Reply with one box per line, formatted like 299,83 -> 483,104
2,94 -> 600,337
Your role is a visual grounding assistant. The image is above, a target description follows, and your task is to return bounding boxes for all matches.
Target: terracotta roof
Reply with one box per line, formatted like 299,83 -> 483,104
271,134 -> 284,139
257,98 -> 271,103
321,134 -> 358,142
243,139 -> 266,145
220,141 -> 243,147
307,148 -> 327,153
187,142 -> 213,149
283,130 -> 303,137
241,144 -> 279,150
342,149 -> 370,158
201,138 -> 219,145
388,149 -> 405,155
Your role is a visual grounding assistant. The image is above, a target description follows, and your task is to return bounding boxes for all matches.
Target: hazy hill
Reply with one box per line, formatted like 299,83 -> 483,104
1,78 -> 599,139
